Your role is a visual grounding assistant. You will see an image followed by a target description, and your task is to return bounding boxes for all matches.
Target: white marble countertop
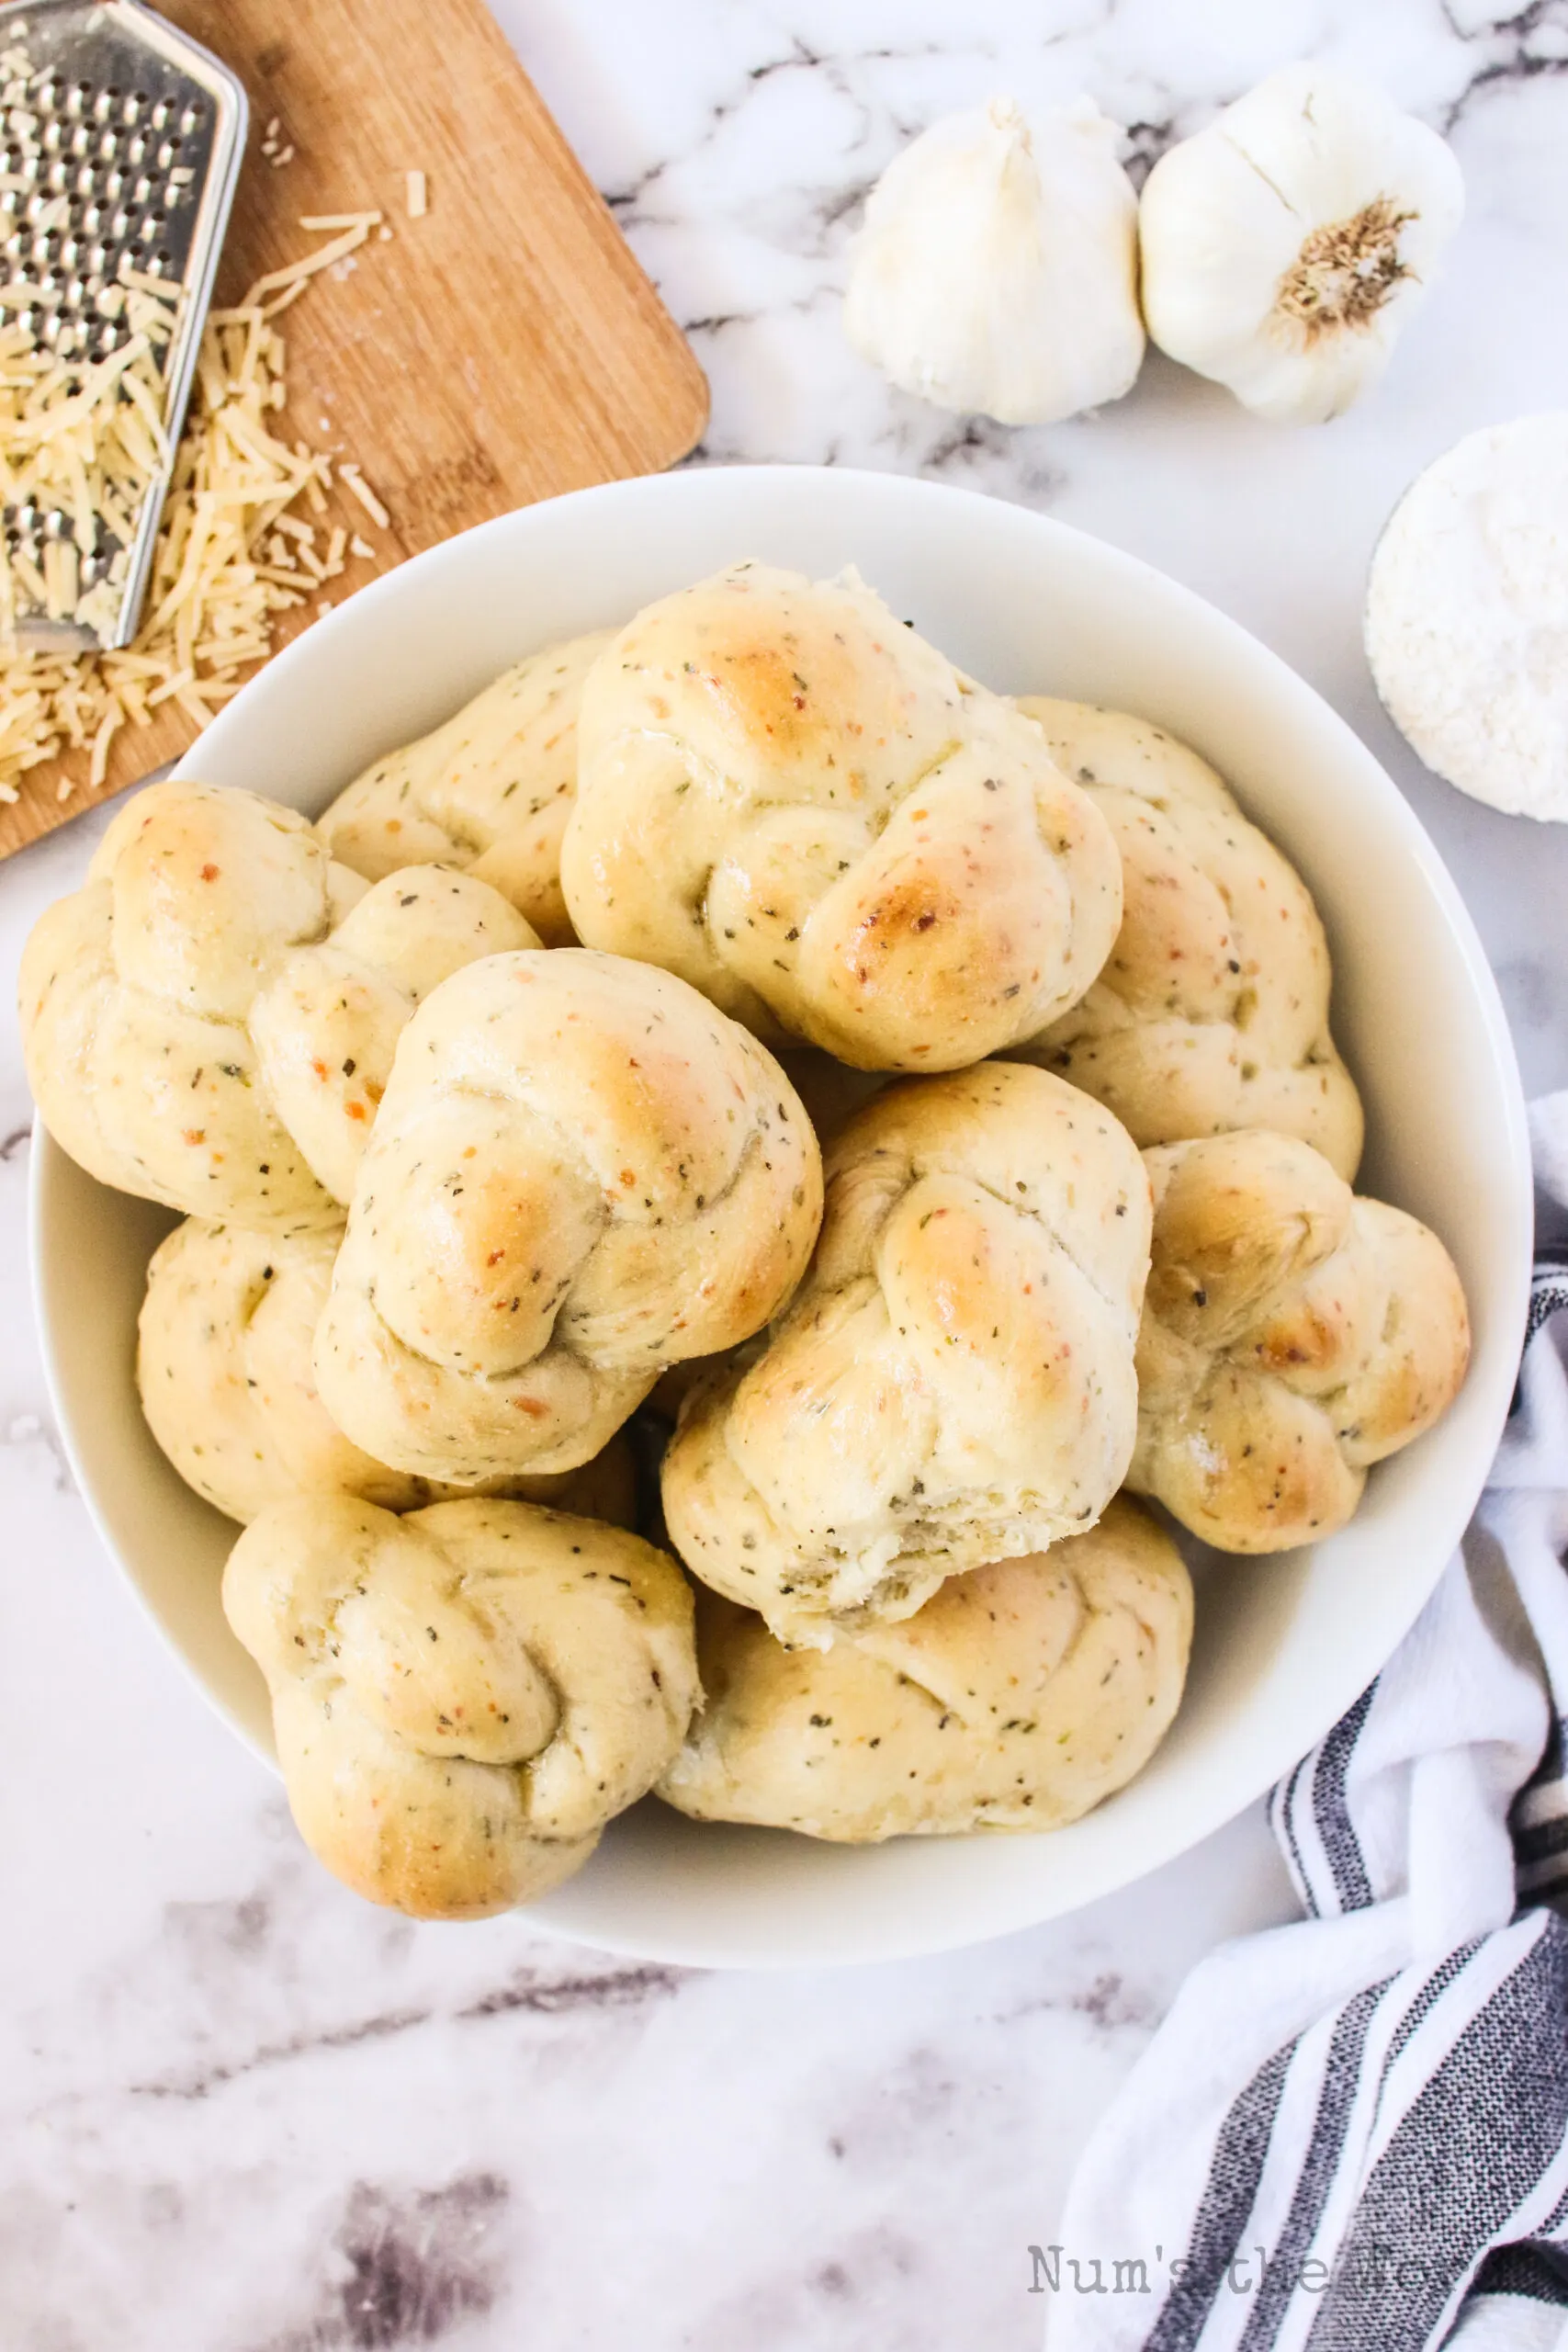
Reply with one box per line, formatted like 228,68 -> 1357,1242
5,1 -> 1567,2344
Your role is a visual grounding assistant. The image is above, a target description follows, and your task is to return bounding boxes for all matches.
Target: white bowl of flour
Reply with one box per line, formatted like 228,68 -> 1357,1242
1366,411 -> 1568,821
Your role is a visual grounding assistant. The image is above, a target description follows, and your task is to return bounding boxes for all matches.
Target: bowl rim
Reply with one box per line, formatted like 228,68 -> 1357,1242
28,462 -> 1534,1966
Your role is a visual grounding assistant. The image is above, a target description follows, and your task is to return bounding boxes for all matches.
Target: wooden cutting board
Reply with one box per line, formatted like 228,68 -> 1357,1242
0,0 -> 707,858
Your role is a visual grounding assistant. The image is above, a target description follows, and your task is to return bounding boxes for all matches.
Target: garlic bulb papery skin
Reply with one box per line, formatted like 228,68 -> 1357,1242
1138,65 -> 1464,426
843,95 -> 1145,428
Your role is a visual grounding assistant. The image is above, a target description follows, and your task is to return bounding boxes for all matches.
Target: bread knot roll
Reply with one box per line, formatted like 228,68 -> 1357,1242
560,561 -> 1122,1072
660,1062 -> 1151,1645
659,1498 -> 1191,1838
223,1497 -> 698,1918
1130,1130 -> 1470,1552
316,629 -> 613,945
1012,700 -> 1364,1179
251,865 -> 538,1204
314,948 -> 824,1482
138,1217 -> 637,1527
19,780 -> 535,1227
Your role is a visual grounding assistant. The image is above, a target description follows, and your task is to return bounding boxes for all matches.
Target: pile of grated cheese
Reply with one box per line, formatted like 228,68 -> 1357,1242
0,209 -> 394,805
0,268 -> 181,643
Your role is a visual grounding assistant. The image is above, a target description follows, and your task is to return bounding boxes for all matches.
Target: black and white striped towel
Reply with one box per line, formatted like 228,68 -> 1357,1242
1046,1200 -> 1568,2350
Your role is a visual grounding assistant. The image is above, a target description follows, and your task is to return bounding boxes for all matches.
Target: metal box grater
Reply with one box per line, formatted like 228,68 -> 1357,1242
0,0 -> 245,650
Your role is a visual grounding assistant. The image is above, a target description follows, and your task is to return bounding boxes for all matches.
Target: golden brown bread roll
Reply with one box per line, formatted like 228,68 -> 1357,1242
19,781 -> 534,1227
314,948 -> 824,1483
223,1496 -> 698,1919
660,1062 -> 1151,1646
560,561 -> 1122,1071
1011,700 -> 1364,1180
137,1217 -> 637,1526
659,1498 -> 1191,1838
315,629 -> 613,944
1129,1130 -> 1470,1553
250,865 -> 537,1204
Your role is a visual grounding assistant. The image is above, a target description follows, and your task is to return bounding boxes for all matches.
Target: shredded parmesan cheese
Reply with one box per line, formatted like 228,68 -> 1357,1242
406,170 -> 428,220
0,217 -> 394,804
336,462 -> 389,530
0,271 -> 181,641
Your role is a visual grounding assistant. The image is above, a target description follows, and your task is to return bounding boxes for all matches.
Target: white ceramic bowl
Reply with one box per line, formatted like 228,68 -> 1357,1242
31,466 -> 1531,1967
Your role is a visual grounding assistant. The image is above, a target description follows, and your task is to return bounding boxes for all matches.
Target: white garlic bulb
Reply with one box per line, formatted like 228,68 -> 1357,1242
1139,65 -> 1464,425
843,95 -> 1145,428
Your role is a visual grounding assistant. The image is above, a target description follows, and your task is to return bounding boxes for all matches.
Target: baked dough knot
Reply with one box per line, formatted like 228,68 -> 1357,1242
1012,699 -> 1364,1179
19,779 -> 536,1227
659,1498 -> 1192,1839
1130,1129 -> 1470,1553
138,1217 -> 637,1527
559,561 -> 1123,1072
313,948 -> 825,1482
316,629 -> 613,946
660,1061 -> 1152,1647
223,1495 -> 699,1918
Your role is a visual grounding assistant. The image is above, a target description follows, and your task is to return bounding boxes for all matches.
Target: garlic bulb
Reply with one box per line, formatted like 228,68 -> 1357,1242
843,96 -> 1145,428
1139,65 -> 1464,425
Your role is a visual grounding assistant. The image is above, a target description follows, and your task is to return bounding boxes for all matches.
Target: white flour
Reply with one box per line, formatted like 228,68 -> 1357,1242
1364,411 -> 1568,820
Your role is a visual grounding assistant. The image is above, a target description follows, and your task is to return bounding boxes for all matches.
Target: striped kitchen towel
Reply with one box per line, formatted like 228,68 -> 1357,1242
1045,1129 -> 1568,2352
